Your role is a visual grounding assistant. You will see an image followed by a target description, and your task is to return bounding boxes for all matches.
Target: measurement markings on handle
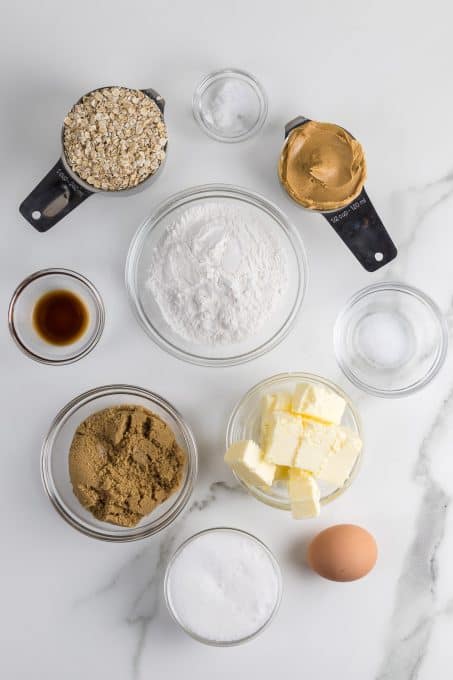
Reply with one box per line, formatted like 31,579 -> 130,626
55,167 -> 87,198
330,196 -> 367,224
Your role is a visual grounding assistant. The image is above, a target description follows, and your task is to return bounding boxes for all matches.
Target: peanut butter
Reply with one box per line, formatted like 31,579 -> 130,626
278,121 -> 367,212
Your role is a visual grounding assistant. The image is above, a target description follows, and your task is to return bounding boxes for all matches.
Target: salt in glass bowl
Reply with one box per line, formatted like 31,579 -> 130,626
41,385 -> 198,541
334,282 -> 448,397
8,268 -> 104,365
192,68 -> 268,142
225,372 -> 362,511
126,184 -> 308,367
164,527 -> 282,646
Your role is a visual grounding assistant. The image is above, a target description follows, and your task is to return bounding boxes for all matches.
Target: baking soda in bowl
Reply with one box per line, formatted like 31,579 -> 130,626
164,528 -> 282,645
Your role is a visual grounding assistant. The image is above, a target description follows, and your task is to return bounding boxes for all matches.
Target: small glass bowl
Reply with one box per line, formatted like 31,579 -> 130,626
164,527 -> 282,646
226,373 -> 362,511
41,385 -> 198,541
8,268 -> 105,365
192,68 -> 268,142
126,184 -> 308,367
334,282 -> 448,397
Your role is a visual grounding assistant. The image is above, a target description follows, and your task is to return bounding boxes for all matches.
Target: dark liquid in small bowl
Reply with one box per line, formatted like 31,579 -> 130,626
33,290 -> 89,345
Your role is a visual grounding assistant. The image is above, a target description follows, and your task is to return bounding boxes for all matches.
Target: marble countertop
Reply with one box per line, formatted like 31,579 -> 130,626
1,1 -> 452,678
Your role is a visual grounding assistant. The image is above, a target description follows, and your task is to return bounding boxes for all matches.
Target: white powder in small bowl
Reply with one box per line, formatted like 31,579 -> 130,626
165,529 -> 281,644
356,311 -> 415,369
201,78 -> 261,137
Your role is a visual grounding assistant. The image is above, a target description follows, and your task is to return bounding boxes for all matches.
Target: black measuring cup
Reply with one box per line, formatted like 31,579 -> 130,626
281,116 -> 397,272
20,86 -> 167,232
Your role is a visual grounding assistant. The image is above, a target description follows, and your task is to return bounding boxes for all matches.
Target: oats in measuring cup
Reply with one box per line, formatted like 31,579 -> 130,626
63,86 -> 167,191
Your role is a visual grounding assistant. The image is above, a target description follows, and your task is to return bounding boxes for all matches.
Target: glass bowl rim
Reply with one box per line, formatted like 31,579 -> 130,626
225,372 -> 363,510
333,281 -> 449,398
164,526 -> 282,646
192,68 -> 268,143
41,384 -> 198,542
125,183 -> 309,367
8,267 -> 105,366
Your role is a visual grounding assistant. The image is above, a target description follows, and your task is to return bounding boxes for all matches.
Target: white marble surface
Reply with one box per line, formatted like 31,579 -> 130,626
1,1 -> 453,677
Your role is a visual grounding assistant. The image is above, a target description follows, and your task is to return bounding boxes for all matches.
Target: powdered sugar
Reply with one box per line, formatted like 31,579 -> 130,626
146,201 -> 288,346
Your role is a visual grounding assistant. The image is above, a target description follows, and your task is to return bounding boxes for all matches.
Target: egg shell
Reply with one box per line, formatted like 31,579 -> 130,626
307,524 -> 377,582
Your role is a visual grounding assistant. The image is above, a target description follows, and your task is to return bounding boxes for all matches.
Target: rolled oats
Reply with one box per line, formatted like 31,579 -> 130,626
63,87 -> 167,191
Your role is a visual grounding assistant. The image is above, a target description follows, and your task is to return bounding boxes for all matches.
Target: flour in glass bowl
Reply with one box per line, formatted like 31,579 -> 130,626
146,202 -> 288,345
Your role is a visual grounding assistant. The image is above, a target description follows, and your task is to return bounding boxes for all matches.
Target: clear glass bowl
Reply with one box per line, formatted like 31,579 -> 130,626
192,68 -> 268,142
125,184 -> 308,367
226,373 -> 362,511
41,385 -> 198,541
164,527 -> 282,646
334,282 -> 448,397
8,268 -> 105,365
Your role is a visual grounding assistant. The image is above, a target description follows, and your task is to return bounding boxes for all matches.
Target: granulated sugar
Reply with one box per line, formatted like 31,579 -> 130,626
146,201 -> 288,346
165,529 -> 281,643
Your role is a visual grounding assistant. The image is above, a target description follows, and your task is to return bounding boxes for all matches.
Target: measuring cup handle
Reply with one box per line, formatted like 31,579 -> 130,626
19,159 -> 93,231
322,188 -> 397,271
284,115 -> 310,138
141,88 -> 165,114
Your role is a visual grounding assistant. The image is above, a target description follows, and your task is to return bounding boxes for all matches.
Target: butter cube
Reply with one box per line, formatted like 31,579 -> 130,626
271,391 -> 292,411
224,440 -> 276,487
288,469 -> 321,519
318,428 -> 362,488
260,391 -> 292,448
292,383 -> 346,425
274,465 -> 291,482
263,412 -> 303,466
293,420 -> 337,475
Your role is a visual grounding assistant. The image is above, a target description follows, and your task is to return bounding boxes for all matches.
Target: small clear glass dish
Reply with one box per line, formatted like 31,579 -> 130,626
126,184 -> 308,367
192,68 -> 268,142
334,282 -> 448,397
8,268 -> 104,365
226,373 -> 362,511
41,385 -> 198,542
164,527 -> 282,646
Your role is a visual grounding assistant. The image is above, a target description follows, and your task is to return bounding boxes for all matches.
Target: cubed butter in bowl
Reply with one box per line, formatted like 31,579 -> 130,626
225,373 -> 363,518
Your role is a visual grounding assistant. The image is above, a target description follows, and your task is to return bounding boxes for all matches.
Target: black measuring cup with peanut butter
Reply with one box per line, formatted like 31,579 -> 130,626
20,86 -> 167,231
279,116 -> 397,272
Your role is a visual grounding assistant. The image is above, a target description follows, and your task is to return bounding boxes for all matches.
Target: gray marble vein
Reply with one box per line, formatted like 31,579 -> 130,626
375,387 -> 453,680
73,479 -> 244,679
386,172 -> 453,280
126,528 -> 178,679
188,479 -> 245,512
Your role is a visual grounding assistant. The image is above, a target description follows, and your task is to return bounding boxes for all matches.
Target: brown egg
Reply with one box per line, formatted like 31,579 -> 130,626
307,524 -> 377,582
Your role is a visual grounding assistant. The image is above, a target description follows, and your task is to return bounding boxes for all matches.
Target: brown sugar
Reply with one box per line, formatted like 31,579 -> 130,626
69,405 -> 186,527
